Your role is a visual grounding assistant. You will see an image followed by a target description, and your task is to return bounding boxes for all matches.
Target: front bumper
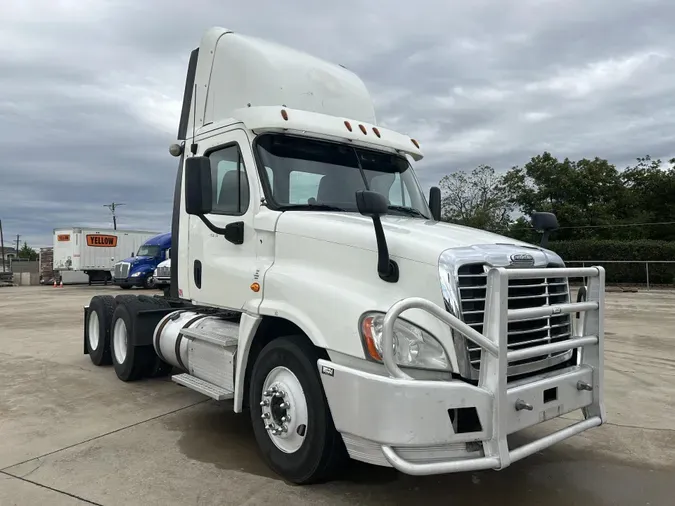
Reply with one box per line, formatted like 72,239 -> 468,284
113,276 -> 145,287
154,277 -> 170,287
319,360 -> 600,471
318,265 -> 606,475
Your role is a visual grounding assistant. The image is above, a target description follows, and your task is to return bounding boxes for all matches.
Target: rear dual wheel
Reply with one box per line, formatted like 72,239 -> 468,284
110,301 -> 152,381
85,295 -> 115,366
86,294 -> 172,381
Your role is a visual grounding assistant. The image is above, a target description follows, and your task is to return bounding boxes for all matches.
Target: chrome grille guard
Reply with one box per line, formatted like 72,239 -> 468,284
380,266 -> 605,475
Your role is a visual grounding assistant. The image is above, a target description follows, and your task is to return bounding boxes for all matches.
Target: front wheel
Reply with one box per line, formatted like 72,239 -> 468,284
249,336 -> 347,484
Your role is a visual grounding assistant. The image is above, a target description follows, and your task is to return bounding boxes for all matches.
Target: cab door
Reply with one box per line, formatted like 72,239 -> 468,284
187,127 -> 261,310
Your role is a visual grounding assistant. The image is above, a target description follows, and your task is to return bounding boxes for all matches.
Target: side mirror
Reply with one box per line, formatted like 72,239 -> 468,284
429,186 -> 441,221
531,212 -> 558,232
131,252 -> 135,257
356,190 -> 388,217
185,156 -> 213,215
355,190 -> 399,283
531,211 -> 559,248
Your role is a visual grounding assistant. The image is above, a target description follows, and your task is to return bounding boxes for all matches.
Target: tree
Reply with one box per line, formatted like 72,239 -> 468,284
502,152 -> 626,241
438,165 -> 513,233
620,156 -> 675,241
18,242 -> 38,261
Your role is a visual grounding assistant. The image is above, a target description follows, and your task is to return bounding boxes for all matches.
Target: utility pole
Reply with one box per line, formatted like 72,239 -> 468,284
104,202 -> 125,230
16,234 -> 20,256
0,219 -> 5,272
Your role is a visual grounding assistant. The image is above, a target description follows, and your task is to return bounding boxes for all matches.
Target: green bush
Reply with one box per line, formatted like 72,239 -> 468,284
548,240 -> 675,285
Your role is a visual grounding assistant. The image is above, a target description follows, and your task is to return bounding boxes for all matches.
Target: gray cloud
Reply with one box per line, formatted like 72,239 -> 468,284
2,0 -> 674,247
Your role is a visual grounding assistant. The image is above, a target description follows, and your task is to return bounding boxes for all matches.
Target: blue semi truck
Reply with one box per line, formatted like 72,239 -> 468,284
112,232 -> 171,289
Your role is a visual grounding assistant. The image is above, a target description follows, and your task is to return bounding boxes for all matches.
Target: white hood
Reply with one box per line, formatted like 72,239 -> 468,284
275,212 -> 545,266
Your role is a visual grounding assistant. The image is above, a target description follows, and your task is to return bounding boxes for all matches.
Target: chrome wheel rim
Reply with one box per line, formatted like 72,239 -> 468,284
112,318 -> 128,365
260,366 -> 308,453
88,311 -> 100,351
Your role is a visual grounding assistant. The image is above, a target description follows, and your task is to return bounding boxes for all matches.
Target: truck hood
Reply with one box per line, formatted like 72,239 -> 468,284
275,212 -> 547,266
121,256 -> 156,269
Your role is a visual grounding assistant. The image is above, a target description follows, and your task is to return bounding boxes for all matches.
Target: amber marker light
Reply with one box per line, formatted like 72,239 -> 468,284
361,315 -> 382,361
250,282 -> 261,292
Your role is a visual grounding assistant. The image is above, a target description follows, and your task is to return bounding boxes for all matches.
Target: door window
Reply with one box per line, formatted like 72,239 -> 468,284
209,144 -> 250,215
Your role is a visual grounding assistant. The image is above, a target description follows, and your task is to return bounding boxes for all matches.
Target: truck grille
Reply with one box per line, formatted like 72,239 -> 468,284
458,263 -> 572,373
114,262 -> 130,279
156,266 -> 170,278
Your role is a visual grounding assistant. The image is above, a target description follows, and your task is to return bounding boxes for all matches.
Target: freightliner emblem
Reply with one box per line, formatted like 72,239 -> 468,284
509,253 -> 535,266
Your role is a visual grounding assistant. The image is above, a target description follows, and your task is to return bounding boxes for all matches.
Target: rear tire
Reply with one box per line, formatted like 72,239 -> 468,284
110,303 -> 148,381
110,295 -> 173,380
249,336 -> 347,484
85,295 -> 115,366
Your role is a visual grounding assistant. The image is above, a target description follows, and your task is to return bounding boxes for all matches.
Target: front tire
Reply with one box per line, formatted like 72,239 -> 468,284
143,275 -> 156,290
249,336 -> 347,484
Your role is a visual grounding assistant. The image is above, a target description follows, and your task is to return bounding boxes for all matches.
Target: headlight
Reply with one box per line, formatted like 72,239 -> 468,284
360,312 -> 452,371
131,271 -> 143,277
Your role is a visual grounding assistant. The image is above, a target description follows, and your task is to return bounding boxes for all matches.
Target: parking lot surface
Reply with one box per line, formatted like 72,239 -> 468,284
1,285 -> 674,505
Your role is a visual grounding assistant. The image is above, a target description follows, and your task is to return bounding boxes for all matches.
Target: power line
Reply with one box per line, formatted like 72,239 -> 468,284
556,221 -> 675,230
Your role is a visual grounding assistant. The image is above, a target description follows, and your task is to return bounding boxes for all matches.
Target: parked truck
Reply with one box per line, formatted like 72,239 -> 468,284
153,258 -> 171,296
82,27 -> 606,484
112,232 -> 171,289
53,227 -> 159,285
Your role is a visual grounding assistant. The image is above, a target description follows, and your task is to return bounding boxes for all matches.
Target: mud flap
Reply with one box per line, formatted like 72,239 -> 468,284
83,305 -> 89,355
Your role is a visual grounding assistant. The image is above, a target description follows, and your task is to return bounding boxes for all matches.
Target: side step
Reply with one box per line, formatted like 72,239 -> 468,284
172,373 -> 234,401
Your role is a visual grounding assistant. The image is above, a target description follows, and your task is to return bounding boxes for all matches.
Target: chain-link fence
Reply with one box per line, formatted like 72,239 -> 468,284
565,260 -> 675,290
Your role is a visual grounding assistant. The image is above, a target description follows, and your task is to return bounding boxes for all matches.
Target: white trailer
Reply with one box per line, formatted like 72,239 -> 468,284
81,27 -> 606,485
53,227 -> 158,285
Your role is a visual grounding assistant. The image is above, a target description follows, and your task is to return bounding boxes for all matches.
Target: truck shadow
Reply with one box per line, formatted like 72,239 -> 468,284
165,401 -> 674,506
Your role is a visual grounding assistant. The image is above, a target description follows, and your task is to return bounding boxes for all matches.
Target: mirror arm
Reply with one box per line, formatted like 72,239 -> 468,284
197,214 -> 229,236
540,230 -> 551,248
372,215 -> 399,282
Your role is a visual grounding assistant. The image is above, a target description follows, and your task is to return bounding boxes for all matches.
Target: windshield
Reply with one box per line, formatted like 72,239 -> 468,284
255,134 -> 431,219
136,245 -> 160,257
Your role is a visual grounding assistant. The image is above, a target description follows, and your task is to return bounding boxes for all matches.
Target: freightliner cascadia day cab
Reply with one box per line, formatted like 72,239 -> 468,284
112,232 -> 171,289
82,27 -> 606,484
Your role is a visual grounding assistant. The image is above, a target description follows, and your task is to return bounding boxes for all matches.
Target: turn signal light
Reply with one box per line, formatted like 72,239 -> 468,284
250,282 -> 261,293
361,315 -> 382,361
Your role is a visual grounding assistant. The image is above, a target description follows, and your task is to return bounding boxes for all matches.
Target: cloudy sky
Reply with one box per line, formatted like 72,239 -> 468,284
2,0 -> 674,248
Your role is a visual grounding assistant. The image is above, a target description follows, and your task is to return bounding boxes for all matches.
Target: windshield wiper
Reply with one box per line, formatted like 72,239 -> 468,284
277,203 -> 348,212
387,205 -> 427,218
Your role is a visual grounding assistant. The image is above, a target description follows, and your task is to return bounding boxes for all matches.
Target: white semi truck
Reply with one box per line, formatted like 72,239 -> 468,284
82,27 -> 606,484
